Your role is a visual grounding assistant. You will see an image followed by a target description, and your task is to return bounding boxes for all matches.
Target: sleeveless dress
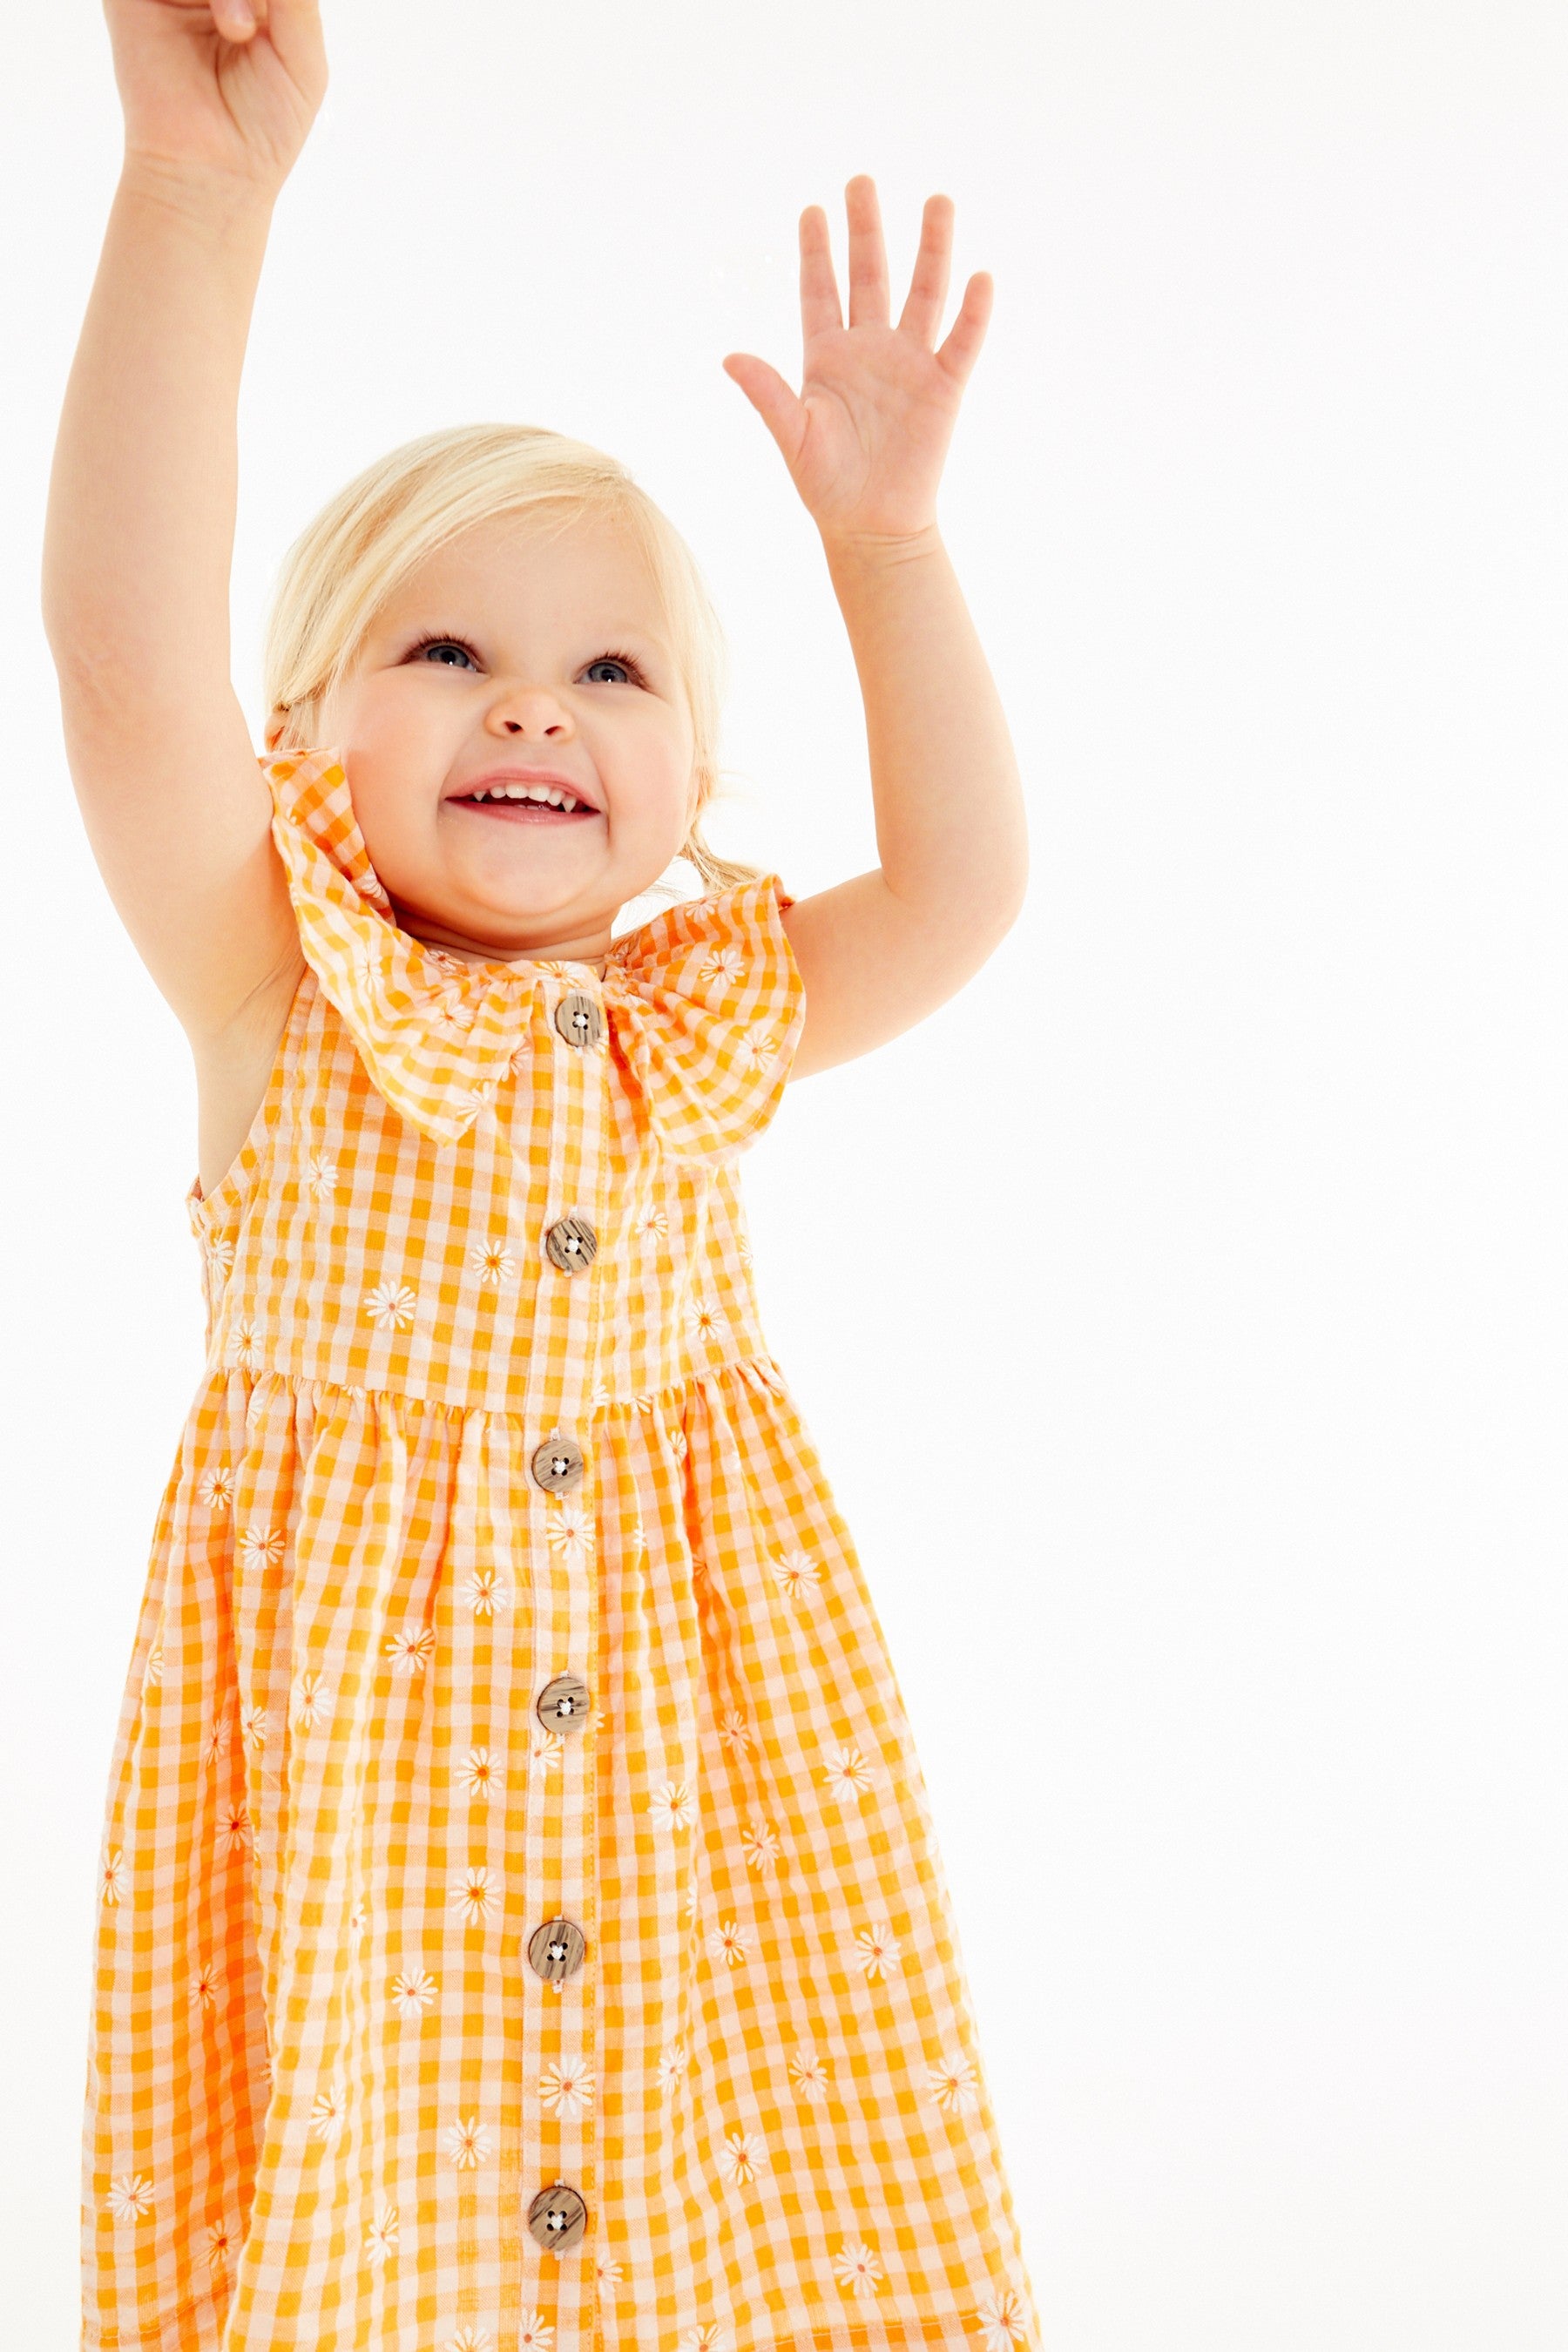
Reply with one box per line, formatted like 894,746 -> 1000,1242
80,744 -> 1042,2352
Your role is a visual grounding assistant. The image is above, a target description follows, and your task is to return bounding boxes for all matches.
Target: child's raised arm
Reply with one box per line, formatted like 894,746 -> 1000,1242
41,1 -> 327,1048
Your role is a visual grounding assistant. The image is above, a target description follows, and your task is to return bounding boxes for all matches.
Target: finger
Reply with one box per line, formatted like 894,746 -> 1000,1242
211,0 -> 259,38
935,272 -> 995,389
799,206 -> 842,346
844,173 -> 889,332
720,353 -> 808,468
897,193 -> 955,348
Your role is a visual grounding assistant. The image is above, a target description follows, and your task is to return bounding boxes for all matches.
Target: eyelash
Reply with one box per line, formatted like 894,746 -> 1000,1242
404,630 -> 649,687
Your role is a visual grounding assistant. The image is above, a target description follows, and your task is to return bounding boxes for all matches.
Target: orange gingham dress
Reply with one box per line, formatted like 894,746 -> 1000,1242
81,744 -> 1041,2352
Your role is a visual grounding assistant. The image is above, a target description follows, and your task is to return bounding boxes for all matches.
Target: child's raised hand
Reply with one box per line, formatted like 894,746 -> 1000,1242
721,176 -> 993,547
105,0 -> 328,197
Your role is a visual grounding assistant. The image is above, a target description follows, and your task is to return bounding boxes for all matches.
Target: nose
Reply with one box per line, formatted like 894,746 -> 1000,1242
488,681 -> 576,736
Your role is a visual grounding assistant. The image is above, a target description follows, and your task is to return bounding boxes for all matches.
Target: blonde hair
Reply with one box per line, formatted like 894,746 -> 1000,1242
261,422 -> 767,901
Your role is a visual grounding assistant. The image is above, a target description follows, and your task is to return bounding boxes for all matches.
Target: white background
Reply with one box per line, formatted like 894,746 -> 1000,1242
4,2 -> 1566,2344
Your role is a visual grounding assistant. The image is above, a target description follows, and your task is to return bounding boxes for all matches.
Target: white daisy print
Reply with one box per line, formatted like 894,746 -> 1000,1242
514,2317 -> 553,2351
821,1744 -> 876,1801
449,1868 -> 497,1927
205,2218 -> 231,2273
647,1780 -> 695,1832
737,1230 -> 754,1270
682,1877 -> 700,1927
629,1512 -> 649,1554
308,2076 -> 346,2143
204,1230 -> 237,1274
544,1494 -> 594,1570
304,1152 -> 339,1200
740,1023 -> 785,1071
632,1201 -> 668,1240
666,1422 -> 689,1463
389,1969 -> 439,2019
698,943 -> 747,990
464,1565 -> 512,1618
290,1670 -> 331,1732
716,1709 -> 753,1754
769,1546 -> 821,1605
656,2039 -> 688,2092
529,1725 -> 565,1773
105,2173 -> 155,2221
539,2056 -> 595,2120
679,2326 -> 734,2352
594,2253 -> 625,2290
225,1318 -> 261,1371
203,1716 -> 232,1766
190,1960 -> 223,2012
350,941 -> 381,990
720,2129 -> 764,2186
458,1747 -> 499,1800
973,2287 -> 1031,2347
832,2239 -> 885,2298
142,1646 -> 164,1690
363,1281 -> 417,1332
216,1804 -> 253,1856
929,2051 -> 982,2115
236,1525 -> 285,1570
707,1918 -> 753,1969
682,1288 -> 722,1343
444,2329 -> 498,2352
364,2202 -> 399,2264
740,1818 -> 781,1873
439,2115 -> 495,2169
198,1465 -> 234,1511
101,1848 -> 125,1906
470,1240 -> 515,1287
348,1894 -> 368,1938
855,1922 -> 901,1981
239,1702 -> 271,1756
788,2045 -> 831,2103
385,1624 -> 435,1673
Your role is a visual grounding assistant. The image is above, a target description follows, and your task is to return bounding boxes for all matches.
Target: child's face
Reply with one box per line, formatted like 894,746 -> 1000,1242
301,509 -> 698,967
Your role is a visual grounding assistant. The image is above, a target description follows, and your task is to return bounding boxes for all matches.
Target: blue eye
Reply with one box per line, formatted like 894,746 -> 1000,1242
408,632 -> 479,669
583,652 -> 647,686
404,631 -> 648,687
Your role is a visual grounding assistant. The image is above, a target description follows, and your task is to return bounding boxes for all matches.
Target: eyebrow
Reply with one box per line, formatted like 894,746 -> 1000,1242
384,612 -> 672,659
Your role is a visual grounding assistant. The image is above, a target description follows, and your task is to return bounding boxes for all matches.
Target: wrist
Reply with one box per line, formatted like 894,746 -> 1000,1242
819,519 -> 945,571
119,150 -> 280,234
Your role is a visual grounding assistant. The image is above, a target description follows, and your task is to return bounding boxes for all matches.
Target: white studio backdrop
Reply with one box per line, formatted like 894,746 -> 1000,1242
3,2 -> 1566,2344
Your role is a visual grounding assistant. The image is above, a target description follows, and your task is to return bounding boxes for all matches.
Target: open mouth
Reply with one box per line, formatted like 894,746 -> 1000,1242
449,792 -> 598,826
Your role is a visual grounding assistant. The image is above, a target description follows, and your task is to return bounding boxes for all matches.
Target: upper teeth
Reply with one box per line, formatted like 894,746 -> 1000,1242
467,783 -> 587,811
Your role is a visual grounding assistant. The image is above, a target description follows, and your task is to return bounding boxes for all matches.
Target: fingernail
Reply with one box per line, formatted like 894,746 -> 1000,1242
230,0 -> 256,30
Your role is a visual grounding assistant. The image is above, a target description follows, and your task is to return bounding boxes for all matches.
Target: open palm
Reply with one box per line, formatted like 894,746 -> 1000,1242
722,175 -> 993,545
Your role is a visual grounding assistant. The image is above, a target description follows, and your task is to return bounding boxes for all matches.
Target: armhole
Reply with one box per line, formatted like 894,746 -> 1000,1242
186,965 -> 311,1239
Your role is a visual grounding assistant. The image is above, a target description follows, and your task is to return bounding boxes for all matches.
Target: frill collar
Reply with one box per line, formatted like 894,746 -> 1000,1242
261,745 -> 804,1166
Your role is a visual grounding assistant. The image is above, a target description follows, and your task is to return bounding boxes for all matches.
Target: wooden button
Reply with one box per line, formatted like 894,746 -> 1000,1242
536,1673 -> 591,1733
527,2180 -> 587,2252
531,1434 -> 585,1494
544,1214 -> 597,1274
553,990 -> 603,1051
528,1916 -> 587,1984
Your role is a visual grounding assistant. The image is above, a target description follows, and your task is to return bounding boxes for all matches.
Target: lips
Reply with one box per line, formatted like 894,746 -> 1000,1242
449,797 -> 598,825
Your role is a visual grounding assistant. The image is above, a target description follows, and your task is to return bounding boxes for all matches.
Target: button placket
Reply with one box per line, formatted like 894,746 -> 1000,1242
519,976 -> 609,2300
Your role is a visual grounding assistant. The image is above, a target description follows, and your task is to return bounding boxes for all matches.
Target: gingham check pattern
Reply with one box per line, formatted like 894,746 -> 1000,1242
80,747 -> 1042,2352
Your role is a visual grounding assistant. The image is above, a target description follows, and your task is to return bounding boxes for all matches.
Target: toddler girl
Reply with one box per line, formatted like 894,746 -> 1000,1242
44,5 -> 1037,2349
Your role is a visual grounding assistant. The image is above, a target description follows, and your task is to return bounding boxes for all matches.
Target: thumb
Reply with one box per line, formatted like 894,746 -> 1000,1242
721,354 -> 806,468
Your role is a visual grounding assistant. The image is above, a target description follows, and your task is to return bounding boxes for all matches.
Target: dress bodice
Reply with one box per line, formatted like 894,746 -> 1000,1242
184,745 -> 808,1416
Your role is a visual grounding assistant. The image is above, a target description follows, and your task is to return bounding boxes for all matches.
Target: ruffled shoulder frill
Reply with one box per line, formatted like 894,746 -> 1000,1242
260,745 -> 806,1166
